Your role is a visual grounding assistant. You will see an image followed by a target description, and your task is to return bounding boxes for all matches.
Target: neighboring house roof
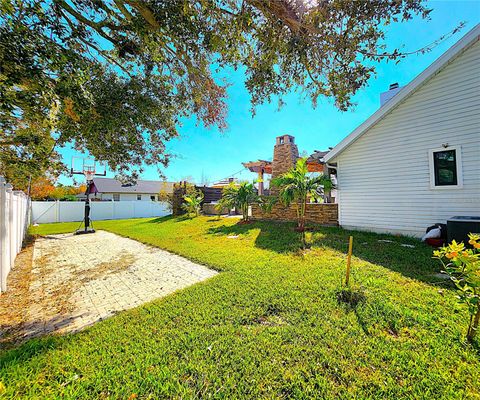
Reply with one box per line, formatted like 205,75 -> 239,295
307,150 -> 329,163
92,178 -> 174,193
325,24 -> 480,162
211,178 -> 238,187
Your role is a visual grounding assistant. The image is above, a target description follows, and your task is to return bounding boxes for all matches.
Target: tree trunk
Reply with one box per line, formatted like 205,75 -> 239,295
298,196 -> 306,231
302,197 -> 307,230
296,202 -> 301,229
467,303 -> 480,342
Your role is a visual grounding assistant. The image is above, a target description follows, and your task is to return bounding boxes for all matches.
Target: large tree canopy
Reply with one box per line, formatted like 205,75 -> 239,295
0,0 -> 460,188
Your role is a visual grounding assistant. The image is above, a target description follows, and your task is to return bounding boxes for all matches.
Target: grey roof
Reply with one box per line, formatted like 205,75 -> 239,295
307,150 -> 330,163
93,178 -> 174,194
212,177 -> 238,186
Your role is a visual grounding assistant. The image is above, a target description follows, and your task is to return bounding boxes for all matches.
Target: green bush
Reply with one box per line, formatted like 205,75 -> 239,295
434,233 -> 480,342
182,189 -> 204,217
219,181 -> 258,222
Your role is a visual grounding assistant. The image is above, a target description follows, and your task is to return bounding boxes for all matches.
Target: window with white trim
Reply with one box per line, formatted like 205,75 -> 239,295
429,146 -> 463,189
113,193 -> 120,201
137,194 -> 142,200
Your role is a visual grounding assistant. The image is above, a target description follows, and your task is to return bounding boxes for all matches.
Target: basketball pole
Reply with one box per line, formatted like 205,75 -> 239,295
75,170 -> 96,235
71,157 -> 106,235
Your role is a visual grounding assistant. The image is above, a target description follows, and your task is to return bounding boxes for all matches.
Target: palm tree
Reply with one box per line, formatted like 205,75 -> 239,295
182,190 -> 204,217
271,158 -> 333,231
219,181 -> 258,223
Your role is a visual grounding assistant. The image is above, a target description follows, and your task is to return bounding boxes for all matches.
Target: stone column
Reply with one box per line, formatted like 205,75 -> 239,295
270,135 -> 299,194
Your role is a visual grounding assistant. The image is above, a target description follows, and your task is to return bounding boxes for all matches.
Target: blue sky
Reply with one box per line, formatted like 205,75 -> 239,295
59,1 -> 480,186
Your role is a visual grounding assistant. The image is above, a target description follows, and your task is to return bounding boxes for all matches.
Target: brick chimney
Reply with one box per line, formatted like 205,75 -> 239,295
270,135 -> 299,193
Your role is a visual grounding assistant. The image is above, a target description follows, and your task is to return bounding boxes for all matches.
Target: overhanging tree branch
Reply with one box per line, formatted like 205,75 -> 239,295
57,0 -> 120,44
123,0 -> 160,29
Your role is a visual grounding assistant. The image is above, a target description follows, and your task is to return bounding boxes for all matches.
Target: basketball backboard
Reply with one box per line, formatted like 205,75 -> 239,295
71,157 -> 107,177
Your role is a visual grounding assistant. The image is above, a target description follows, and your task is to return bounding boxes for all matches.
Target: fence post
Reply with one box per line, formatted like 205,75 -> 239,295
0,177 -> 6,292
21,194 -> 26,242
6,185 -> 15,269
4,184 -> 11,290
55,200 -> 59,223
0,180 -> 29,293
14,194 -> 19,253
14,192 -> 21,253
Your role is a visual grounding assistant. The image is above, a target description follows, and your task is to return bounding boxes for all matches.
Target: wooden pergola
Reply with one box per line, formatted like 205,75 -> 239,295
241,160 -> 271,195
243,156 -> 326,195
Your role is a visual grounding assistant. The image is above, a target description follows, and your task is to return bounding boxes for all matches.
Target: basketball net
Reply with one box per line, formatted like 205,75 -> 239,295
84,167 -> 95,182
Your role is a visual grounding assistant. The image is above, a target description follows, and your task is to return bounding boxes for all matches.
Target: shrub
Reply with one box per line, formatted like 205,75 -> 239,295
219,182 -> 257,222
271,158 -> 332,231
257,195 -> 277,214
182,188 -> 204,217
158,190 -> 174,212
434,233 -> 480,342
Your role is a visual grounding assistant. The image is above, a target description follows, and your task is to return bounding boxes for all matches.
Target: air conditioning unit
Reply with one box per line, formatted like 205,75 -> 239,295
447,216 -> 480,245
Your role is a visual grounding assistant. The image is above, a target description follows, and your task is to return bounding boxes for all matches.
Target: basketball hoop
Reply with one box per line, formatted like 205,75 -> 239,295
70,156 -> 106,235
71,156 -> 106,179
83,166 -> 95,182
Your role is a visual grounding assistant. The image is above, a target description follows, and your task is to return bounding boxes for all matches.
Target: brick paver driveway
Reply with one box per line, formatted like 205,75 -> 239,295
3,230 -> 217,342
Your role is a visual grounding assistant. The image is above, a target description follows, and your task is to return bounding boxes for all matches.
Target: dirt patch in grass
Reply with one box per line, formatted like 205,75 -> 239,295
1,244 -> 137,346
34,247 -> 75,316
255,315 -> 288,326
78,251 -> 137,284
336,287 -> 366,309
0,237 -> 35,345
35,250 -> 138,317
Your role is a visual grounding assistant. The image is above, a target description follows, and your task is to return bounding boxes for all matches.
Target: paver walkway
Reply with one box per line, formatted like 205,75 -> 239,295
2,230 -> 217,342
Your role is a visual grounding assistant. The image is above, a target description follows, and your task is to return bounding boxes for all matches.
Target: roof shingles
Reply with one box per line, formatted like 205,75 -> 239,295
92,178 -> 173,194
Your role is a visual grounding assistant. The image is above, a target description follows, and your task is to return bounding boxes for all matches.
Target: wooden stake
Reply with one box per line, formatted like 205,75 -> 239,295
345,236 -> 353,286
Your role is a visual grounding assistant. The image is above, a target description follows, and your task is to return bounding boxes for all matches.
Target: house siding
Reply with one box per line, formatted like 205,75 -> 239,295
335,40 -> 480,237
97,193 -> 158,201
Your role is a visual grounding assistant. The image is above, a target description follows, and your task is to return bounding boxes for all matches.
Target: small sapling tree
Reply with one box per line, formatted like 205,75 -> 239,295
182,188 -> 204,217
434,234 -> 480,342
257,195 -> 277,214
219,182 -> 258,223
271,158 -> 332,232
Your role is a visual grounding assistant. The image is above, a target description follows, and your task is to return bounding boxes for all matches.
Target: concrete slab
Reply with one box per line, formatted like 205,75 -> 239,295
3,230 -> 217,342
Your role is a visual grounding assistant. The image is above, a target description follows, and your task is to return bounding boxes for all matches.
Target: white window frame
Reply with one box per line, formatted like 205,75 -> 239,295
113,193 -> 120,201
136,194 -> 142,200
428,145 -> 463,189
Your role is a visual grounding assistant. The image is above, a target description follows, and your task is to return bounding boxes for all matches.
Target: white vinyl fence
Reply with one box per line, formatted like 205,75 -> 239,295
31,200 -> 170,224
0,177 -> 30,293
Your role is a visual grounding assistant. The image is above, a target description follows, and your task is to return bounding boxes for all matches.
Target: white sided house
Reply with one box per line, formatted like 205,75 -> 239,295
92,178 -> 173,201
325,24 -> 480,238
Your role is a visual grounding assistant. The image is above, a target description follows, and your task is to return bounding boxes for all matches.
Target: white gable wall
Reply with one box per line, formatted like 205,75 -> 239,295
335,40 -> 480,237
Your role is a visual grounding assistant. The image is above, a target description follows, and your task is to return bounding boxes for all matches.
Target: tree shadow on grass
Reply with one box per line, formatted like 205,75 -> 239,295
208,220 -> 444,285
0,335 -> 58,369
0,311 -> 101,352
207,220 -> 304,254
0,314 -> 82,369
309,225 -> 442,283
146,215 -> 193,224
146,215 -> 442,285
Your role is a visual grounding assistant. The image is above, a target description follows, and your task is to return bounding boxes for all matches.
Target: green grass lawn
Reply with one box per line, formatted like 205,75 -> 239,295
1,216 -> 479,399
